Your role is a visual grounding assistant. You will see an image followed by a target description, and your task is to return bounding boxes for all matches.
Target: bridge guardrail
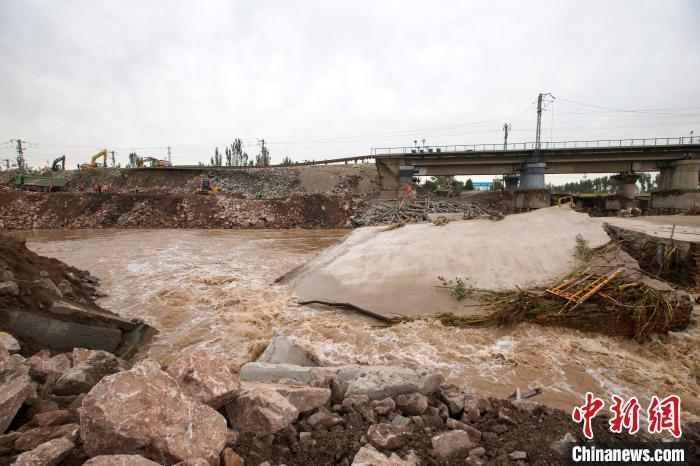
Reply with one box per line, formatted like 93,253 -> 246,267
371,136 -> 700,156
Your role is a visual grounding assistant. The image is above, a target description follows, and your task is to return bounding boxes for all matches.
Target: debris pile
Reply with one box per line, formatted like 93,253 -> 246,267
353,199 -> 499,226
2,335 -> 688,466
0,192 -> 364,230
0,235 -> 154,356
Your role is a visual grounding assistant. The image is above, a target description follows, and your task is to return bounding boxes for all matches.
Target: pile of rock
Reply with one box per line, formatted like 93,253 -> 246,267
3,333 -> 653,465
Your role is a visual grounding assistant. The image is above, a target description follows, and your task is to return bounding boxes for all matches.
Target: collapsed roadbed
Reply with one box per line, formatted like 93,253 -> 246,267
0,235 -> 155,357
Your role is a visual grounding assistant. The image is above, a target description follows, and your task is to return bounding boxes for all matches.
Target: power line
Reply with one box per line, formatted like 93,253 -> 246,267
556,97 -> 700,117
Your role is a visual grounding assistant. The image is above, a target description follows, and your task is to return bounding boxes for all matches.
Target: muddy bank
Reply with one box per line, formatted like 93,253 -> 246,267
0,192 -> 364,230
0,235 -> 154,356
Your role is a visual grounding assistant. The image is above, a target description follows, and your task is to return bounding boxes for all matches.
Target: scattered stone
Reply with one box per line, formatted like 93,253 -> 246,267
31,409 -> 71,427
307,410 -> 342,431
498,409 -> 518,426
222,447 -> 244,466
173,459 -> 210,466
54,350 -> 130,395
83,455 -> 161,466
166,348 -> 240,408
367,423 -> 410,450
299,431 -> 314,447
351,445 -> 416,466
390,415 -> 412,429
395,393 -> 428,416
13,423 -> 80,452
256,336 -> 321,367
71,348 -> 91,365
491,424 -> 508,435
0,280 -> 19,296
371,397 -> 395,416
12,437 -> 75,466
469,447 -> 486,458
80,359 -> 227,464
225,387 -> 298,437
240,381 -> 330,413
446,418 -> 482,440
0,332 -> 20,353
509,451 -> 527,460
430,430 -> 473,460
25,352 -> 71,386
440,385 -> 465,417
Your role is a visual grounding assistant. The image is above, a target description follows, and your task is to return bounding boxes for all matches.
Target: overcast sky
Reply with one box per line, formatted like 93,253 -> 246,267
0,0 -> 698,181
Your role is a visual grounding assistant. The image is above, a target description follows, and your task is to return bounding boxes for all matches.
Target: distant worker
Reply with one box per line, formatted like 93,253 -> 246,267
79,183 -> 85,192
406,184 -> 413,199
255,191 -> 263,200
134,186 -> 139,194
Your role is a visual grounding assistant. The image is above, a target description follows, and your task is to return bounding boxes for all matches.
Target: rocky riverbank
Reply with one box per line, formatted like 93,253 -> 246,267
4,335 -> 696,466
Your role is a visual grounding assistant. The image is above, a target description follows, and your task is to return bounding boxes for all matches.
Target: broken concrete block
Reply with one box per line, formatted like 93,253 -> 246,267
0,281 -> 19,296
240,381 -> 330,413
83,455 -> 161,466
351,445 -> 417,465
367,422 -> 411,450
256,336 -> 321,366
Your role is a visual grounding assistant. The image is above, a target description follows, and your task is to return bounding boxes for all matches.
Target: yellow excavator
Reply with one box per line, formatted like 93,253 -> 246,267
79,150 -> 108,170
143,157 -> 172,168
196,178 -> 222,195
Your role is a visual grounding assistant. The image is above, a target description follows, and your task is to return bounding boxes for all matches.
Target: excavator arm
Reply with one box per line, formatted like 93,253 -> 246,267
51,155 -> 65,171
80,149 -> 108,170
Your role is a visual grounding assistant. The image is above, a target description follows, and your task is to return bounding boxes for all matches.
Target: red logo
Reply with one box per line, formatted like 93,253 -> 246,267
647,395 -> 682,438
572,392 -> 605,439
609,395 -> 641,434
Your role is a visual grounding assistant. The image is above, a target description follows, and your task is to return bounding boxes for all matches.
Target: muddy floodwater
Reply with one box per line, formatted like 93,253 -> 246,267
16,229 -> 700,420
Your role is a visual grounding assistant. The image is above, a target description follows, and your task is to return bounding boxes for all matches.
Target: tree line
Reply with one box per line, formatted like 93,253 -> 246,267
548,173 -> 657,193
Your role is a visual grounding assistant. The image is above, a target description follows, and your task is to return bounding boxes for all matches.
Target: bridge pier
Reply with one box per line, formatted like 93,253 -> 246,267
651,160 -> 700,212
611,172 -> 640,201
518,162 -> 546,189
656,160 -> 700,191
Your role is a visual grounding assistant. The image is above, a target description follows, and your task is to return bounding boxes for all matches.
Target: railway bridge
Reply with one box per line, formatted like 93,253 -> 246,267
372,136 -> 700,209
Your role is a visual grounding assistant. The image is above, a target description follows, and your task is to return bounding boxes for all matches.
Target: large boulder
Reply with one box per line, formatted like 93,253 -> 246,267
0,348 -> 33,433
80,360 -> 227,465
84,455 -> 161,466
54,350 -> 130,395
256,336 -> 321,366
12,438 -> 75,466
165,348 -> 240,408
240,381 -> 330,413
225,388 -> 298,437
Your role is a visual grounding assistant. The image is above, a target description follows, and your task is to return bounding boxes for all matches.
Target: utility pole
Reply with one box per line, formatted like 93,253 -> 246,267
503,123 -> 511,149
12,139 -> 25,172
167,146 -> 172,164
534,92 -> 553,162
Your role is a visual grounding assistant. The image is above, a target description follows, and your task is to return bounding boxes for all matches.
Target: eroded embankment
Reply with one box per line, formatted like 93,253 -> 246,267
0,192 -> 364,229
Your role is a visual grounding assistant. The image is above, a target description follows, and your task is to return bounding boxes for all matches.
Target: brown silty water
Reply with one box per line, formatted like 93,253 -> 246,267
15,229 -> 700,421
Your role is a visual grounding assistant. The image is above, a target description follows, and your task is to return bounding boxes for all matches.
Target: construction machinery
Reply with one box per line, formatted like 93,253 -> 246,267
15,173 -> 66,192
79,150 -> 108,170
143,157 -> 172,168
196,178 -> 222,195
51,155 -> 65,171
